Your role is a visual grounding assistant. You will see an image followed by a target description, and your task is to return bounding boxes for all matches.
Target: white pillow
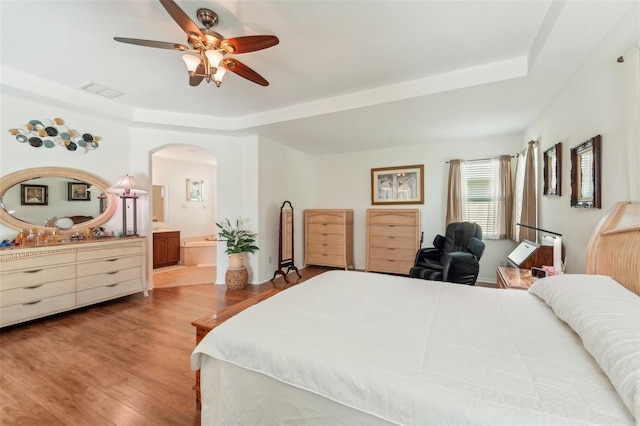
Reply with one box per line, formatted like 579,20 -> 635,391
529,274 -> 640,421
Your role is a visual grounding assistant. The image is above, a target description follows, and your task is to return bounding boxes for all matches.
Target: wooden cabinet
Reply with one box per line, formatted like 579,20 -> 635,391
0,237 -> 147,328
508,245 -> 554,270
496,266 -> 536,290
304,209 -> 354,270
153,231 -> 180,268
366,209 -> 420,275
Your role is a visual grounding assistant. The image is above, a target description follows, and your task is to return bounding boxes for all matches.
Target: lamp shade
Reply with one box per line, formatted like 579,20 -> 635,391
107,175 -> 147,195
213,66 -> 227,81
204,50 -> 223,67
182,54 -> 201,73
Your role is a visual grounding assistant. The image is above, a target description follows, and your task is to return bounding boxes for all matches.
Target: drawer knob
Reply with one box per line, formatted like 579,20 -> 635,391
106,283 -> 119,288
106,258 -> 119,262
23,300 -> 42,305
106,271 -> 119,275
24,285 -> 43,290
24,269 -> 43,274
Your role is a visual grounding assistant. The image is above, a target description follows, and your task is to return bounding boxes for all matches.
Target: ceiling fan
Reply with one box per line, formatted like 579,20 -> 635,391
114,0 -> 279,87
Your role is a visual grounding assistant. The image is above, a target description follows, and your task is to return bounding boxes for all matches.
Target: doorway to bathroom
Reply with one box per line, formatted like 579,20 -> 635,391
151,144 -> 217,288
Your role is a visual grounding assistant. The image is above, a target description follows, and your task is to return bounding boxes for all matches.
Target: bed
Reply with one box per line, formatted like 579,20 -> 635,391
192,202 -> 640,425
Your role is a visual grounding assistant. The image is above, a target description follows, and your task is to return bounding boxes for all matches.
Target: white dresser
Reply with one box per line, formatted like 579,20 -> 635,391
0,237 -> 147,327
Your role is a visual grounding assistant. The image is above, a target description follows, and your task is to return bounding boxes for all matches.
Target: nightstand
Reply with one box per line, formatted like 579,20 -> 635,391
496,266 -> 537,290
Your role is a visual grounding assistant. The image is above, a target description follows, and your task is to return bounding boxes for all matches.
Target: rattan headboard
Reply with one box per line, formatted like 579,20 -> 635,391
586,201 -> 640,296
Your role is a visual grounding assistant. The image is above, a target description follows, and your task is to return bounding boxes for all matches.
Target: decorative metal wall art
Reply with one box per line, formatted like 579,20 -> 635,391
8,118 -> 102,152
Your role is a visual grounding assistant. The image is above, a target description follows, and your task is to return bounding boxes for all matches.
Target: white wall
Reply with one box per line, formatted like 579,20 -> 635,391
129,127 -> 260,286
309,133 -> 522,283
152,154 -> 217,239
525,3 -> 640,273
0,95 -> 130,240
257,137 -> 314,283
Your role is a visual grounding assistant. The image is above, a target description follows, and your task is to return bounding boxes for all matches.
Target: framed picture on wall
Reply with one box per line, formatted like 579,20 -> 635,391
187,178 -> 204,202
20,184 -> 48,206
371,164 -> 424,205
67,182 -> 91,201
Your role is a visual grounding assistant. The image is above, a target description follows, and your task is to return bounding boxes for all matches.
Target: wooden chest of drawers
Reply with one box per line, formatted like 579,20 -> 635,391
366,209 -> 420,275
304,209 -> 354,270
0,237 -> 147,327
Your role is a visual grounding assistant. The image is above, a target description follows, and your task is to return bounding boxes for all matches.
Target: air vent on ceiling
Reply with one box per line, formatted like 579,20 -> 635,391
78,81 -> 125,99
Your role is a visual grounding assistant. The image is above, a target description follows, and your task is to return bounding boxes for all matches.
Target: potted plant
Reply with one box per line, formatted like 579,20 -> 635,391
216,219 -> 259,289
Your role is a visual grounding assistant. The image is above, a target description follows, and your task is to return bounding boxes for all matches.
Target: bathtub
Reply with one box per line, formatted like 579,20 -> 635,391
180,236 -> 217,267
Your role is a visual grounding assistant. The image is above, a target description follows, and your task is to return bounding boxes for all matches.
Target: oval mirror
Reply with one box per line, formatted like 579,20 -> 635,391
0,167 -> 117,233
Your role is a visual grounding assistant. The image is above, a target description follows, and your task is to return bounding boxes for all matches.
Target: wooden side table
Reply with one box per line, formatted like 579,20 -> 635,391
496,266 -> 537,290
191,287 -> 281,406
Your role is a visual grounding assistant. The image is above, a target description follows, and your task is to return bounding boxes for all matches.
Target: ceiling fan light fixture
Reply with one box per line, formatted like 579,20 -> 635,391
213,67 -> 227,83
182,54 -> 201,73
221,41 -> 235,53
204,49 -> 223,67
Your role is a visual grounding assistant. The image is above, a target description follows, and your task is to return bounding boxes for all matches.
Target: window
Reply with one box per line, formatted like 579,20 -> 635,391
460,158 -> 511,239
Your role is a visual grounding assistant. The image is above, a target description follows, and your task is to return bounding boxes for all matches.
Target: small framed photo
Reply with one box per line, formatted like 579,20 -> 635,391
68,182 -> 91,201
187,178 -> 204,202
371,164 -> 424,205
21,184 -> 48,206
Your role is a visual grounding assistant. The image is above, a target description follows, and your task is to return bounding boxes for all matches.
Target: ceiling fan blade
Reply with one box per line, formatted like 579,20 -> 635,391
222,58 -> 269,86
189,63 -> 205,86
114,37 -> 189,51
221,35 -> 279,54
159,0 -> 205,41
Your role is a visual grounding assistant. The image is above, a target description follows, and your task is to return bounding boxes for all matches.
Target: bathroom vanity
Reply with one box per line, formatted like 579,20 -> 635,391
153,230 -> 180,268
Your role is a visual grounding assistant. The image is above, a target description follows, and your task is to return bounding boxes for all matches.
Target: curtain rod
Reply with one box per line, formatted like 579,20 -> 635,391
445,155 -> 516,164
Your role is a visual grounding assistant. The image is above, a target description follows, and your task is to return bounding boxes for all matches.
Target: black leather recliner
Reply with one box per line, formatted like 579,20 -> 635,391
409,222 -> 485,285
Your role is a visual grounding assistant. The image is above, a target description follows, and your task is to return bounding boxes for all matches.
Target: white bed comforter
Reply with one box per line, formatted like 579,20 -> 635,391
192,271 -> 635,425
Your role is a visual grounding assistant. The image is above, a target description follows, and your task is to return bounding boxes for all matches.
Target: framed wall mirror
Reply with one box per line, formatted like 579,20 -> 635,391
543,142 -> 562,197
272,200 -> 301,283
570,135 -> 601,209
0,167 -> 117,232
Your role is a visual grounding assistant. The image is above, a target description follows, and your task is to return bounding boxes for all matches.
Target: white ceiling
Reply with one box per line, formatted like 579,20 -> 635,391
0,1 -> 634,156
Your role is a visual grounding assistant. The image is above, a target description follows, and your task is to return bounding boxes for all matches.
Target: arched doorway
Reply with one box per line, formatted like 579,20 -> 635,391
150,144 -> 217,288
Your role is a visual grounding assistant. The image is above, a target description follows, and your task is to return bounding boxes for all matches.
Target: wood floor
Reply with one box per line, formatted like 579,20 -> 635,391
0,266 -> 327,426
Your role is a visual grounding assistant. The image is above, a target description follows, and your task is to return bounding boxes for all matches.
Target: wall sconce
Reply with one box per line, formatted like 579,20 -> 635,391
107,175 -> 147,236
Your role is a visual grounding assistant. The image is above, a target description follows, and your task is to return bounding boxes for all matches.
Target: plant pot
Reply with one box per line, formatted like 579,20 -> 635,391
225,266 -> 248,290
228,253 -> 244,268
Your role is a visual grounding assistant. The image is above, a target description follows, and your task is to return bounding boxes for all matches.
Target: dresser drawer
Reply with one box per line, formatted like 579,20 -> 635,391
367,258 -> 413,275
368,224 -> 418,238
0,252 -> 75,273
77,255 -> 142,277
306,223 -> 345,235
306,252 -> 345,267
77,244 -> 142,262
77,278 -> 143,306
0,264 -> 76,291
367,211 -> 419,225
368,246 -> 416,261
306,233 -> 344,245
305,213 -> 350,224
368,235 -> 417,250
0,279 -> 76,308
0,293 -> 76,327
77,267 -> 142,291
306,243 -> 345,256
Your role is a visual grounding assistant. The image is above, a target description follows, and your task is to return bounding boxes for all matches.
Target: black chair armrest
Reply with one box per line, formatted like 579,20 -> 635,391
467,237 -> 485,260
441,251 -> 480,285
413,247 -> 442,268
